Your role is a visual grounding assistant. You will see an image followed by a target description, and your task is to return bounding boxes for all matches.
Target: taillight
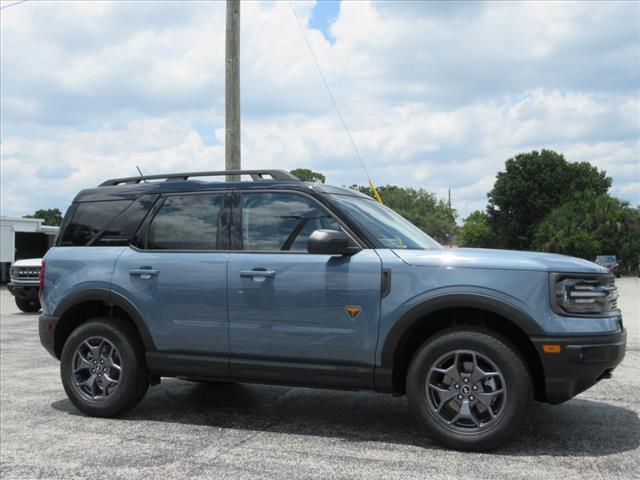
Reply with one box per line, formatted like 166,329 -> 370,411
39,259 -> 46,301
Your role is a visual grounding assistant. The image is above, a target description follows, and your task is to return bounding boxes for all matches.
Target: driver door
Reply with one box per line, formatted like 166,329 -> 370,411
227,191 -> 382,387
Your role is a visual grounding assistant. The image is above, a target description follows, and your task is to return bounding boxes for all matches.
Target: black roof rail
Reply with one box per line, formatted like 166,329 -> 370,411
99,169 -> 300,186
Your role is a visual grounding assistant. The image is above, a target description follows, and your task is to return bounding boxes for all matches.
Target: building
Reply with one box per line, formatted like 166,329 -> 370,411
0,216 -> 59,283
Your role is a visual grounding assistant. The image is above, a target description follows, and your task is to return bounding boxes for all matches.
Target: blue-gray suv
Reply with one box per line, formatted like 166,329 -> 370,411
39,170 -> 626,451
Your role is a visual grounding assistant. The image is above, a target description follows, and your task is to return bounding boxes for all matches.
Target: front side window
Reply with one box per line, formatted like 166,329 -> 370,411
330,194 -> 442,250
241,192 -> 339,251
148,194 -> 223,250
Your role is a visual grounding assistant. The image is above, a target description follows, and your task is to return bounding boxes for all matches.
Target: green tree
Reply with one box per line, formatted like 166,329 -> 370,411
533,193 -> 640,275
23,208 -> 63,226
487,149 -> 611,250
458,211 -> 497,248
353,185 -> 457,245
290,168 -> 326,183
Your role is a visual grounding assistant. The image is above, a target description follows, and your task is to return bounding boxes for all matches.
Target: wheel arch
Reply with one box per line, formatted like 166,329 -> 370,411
52,288 -> 156,358
379,294 -> 546,401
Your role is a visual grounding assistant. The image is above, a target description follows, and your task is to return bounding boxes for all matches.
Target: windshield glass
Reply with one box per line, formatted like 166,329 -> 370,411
596,255 -> 616,263
331,194 -> 442,250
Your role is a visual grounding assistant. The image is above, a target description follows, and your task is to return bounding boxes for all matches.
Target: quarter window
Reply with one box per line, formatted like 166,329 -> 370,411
241,193 -> 340,251
60,200 -> 133,246
148,194 -> 224,250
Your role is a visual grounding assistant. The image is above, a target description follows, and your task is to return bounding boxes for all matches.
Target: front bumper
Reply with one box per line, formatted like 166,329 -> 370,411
7,282 -> 40,301
532,329 -> 626,404
39,314 -> 59,358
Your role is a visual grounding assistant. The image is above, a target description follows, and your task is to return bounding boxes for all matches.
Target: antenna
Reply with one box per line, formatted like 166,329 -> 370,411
136,166 -> 146,182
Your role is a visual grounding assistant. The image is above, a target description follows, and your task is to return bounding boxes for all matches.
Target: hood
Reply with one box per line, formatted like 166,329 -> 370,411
392,248 -> 609,274
11,258 -> 42,268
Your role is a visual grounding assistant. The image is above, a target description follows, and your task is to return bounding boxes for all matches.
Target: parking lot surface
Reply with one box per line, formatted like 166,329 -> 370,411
1,279 -> 638,479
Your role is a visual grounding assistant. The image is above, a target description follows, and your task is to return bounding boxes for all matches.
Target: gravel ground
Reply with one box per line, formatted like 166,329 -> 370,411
1,279 -> 638,479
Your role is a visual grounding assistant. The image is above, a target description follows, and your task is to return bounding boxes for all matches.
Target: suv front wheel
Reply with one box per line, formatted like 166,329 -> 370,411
60,318 -> 149,417
407,327 -> 532,451
15,297 -> 40,313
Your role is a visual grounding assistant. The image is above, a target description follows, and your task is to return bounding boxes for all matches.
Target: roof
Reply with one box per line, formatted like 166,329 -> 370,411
72,169 -> 370,203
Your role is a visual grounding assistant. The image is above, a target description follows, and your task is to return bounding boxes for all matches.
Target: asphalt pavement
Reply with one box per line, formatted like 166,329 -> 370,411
1,279 -> 639,479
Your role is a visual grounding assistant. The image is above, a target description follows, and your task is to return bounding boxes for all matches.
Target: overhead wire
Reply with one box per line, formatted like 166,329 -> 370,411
0,0 -> 27,11
288,0 -> 383,203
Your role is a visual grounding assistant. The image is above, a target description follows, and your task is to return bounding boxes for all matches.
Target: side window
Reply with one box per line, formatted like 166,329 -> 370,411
60,200 -> 133,246
241,192 -> 340,251
147,194 -> 223,250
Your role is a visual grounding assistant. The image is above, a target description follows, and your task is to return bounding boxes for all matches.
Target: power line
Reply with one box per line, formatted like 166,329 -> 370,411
0,0 -> 27,11
288,0 -> 382,202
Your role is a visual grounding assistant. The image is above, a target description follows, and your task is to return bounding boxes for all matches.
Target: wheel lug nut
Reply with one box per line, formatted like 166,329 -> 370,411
91,369 -> 95,373
457,395 -> 463,400
463,378 -> 469,383
472,385 -> 478,390
454,384 -> 460,389
470,396 -> 475,401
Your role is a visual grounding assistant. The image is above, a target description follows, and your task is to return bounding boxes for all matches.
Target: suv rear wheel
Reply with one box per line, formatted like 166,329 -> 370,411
406,327 -> 532,451
60,318 -> 149,417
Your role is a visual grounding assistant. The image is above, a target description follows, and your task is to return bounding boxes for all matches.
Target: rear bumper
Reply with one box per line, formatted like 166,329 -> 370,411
7,283 -> 39,301
39,314 -> 59,358
532,329 -> 626,404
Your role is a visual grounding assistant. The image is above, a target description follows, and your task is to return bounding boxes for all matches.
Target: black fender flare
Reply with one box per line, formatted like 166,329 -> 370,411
379,292 -> 544,368
52,288 -> 157,352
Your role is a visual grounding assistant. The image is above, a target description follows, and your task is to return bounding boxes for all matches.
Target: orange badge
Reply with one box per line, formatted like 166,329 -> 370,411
345,305 -> 361,319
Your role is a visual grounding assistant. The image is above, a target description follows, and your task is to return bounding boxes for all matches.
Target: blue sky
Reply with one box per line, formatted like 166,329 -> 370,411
1,0 -> 638,220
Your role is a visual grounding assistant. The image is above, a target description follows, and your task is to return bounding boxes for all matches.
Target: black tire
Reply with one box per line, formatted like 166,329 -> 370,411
15,297 -> 40,313
60,318 -> 149,417
406,327 -> 532,452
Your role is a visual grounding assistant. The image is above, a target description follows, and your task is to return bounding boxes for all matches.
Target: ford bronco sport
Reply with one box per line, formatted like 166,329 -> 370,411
39,170 -> 625,451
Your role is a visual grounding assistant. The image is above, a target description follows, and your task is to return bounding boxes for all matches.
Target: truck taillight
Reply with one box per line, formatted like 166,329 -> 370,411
39,260 -> 46,300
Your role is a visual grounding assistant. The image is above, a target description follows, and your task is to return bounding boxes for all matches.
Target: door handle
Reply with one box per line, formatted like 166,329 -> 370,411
240,269 -> 276,278
129,268 -> 159,280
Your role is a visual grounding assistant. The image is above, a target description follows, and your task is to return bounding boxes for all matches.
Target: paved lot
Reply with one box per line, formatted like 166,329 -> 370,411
1,279 -> 639,479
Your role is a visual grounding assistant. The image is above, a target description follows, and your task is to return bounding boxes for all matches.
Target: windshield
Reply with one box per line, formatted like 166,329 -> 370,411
331,194 -> 442,250
596,255 -> 617,263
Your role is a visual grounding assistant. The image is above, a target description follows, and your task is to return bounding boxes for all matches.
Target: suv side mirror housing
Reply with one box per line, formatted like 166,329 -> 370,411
307,229 -> 357,255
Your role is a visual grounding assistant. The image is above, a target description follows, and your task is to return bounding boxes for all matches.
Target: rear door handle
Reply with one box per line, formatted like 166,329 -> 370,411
240,269 -> 276,278
129,268 -> 159,280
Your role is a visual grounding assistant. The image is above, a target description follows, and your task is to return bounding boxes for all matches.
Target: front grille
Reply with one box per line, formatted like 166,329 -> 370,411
10,267 -> 41,281
553,274 -> 619,315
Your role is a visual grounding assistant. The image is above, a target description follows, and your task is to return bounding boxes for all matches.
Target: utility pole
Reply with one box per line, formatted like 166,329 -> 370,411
225,0 -> 241,181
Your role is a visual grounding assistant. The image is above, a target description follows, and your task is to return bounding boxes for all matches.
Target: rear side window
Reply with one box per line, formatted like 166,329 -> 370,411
147,194 -> 224,250
60,201 -> 132,246
241,192 -> 339,251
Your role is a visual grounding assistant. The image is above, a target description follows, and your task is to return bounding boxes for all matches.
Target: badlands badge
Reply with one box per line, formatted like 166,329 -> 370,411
345,305 -> 361,320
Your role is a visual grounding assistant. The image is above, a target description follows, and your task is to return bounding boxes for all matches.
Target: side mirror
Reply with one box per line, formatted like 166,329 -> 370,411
307,229 -> 357,255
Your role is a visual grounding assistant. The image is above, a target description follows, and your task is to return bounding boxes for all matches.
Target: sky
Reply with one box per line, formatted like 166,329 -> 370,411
1,0 -> 639,221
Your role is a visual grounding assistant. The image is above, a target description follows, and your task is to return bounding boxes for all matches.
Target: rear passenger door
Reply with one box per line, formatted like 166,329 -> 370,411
111,192 -> 229,363
227,191 -> 382,388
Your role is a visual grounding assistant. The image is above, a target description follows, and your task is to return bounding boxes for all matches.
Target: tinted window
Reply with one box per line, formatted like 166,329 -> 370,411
60,201 -> 133,246
148,194 -> 223,250
241,193 -> 339,251
93,195 -> 158,246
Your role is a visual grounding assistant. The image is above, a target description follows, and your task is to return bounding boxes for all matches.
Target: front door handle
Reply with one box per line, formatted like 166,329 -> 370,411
240,269 -> 276,278
129,268 -> 159,280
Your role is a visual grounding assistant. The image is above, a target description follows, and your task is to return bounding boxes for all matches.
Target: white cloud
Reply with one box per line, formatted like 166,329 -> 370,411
1,0 -> 638,222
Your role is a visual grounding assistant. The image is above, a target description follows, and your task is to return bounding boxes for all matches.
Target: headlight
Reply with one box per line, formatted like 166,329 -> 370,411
551,274 -> 618,315
9,267 -> 17,278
